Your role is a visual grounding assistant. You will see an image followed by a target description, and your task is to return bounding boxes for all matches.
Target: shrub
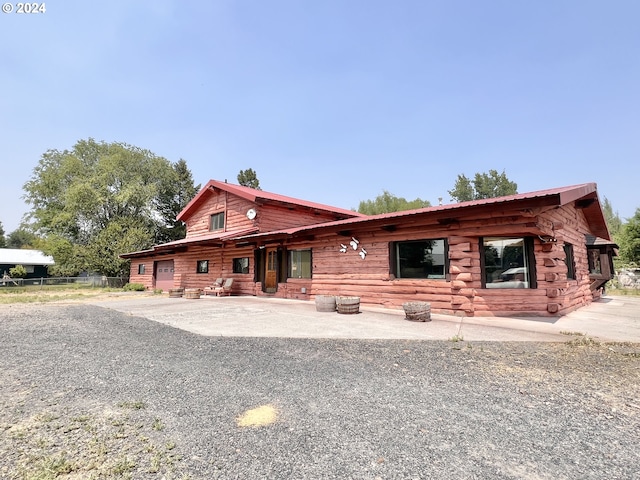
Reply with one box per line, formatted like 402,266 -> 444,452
123,283 -> 146,291
9,265 -> 27,278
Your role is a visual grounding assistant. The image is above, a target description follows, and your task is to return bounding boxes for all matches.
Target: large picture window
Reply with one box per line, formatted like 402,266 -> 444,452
288,250 -> 312,279
392,239 -> 447,279
210,212 -> 225,231
482,237 -> 535,288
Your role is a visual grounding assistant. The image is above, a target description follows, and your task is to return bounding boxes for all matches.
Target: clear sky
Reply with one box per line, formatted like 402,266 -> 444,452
1,1 -> 639,235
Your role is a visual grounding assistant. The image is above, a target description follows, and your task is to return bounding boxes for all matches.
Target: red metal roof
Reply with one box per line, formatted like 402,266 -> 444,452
177,180 -> 365,222
235,183 -> 610,241
122,182 -> 611,259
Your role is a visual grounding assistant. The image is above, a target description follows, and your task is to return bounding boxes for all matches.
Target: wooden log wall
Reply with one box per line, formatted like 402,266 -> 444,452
173,245 -> 257,295
185,191 -> 256,237
536,205 -> 596,314
255,204 -> 351,232
128,260 -> 155,290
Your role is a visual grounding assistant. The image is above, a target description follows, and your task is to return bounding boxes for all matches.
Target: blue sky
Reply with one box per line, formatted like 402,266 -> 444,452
1,0 -> 639,235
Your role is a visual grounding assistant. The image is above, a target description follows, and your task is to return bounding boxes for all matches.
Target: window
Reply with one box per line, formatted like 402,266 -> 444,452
482,237 -> 535,288
588,249 -> 601,274
138,264 -> 146,275
196,260 -> 209,273
210,212 -> 225,231
392,239 -> 448,279
288,250 -> 312,278
564,243 -> 576,280
233,257 -> 250,274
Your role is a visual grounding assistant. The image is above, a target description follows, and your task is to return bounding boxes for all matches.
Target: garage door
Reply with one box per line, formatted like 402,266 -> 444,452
155,260 -> 174,292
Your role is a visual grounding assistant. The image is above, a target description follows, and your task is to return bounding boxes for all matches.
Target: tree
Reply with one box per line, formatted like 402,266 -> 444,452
448,169 -> 518,202
0,221 -> 5,248
22,138 -> 199,277
618,208 -> 640,266
6,228 -> 37,249
83,218 -> 154,277
602,197 -> 622,238
358,190 -> 431,215
156,159 -> 200,243
237,168 -> 261,190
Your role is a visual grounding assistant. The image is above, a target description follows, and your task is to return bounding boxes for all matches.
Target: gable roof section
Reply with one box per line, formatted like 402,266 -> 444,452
235,183 -> 611,242
0,249 -> 55,266
177,180 -> 365,222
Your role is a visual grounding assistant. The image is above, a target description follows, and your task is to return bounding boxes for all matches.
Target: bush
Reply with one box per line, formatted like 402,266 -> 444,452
9,265 -> 27,278
123,283 -> 146,291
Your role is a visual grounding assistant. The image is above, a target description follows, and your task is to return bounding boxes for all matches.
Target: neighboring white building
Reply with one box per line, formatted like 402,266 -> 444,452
0,248 -> 55,278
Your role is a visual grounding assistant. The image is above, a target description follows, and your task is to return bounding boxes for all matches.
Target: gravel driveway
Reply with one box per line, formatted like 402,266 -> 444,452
1,303 -> 639,479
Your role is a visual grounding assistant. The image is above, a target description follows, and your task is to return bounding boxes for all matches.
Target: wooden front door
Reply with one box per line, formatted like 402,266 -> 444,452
265,247 -> 278,293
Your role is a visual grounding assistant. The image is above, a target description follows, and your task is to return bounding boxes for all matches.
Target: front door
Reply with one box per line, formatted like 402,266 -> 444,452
265,247 -> 278,293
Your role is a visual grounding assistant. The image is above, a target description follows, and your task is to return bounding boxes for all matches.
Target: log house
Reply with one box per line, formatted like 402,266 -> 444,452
121,180 -> 617,317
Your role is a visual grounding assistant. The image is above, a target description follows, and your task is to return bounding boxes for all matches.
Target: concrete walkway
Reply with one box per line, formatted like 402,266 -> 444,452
87,293 -> 640,343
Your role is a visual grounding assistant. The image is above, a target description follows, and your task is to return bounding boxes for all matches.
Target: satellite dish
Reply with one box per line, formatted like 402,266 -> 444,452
246,208 -> 257,220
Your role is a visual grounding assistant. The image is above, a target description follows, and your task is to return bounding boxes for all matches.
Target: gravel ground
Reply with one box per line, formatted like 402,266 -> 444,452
1,303 -> 639,479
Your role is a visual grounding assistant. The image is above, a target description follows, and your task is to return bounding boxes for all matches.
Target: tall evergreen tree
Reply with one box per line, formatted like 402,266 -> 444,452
602,197 -> 622,238
237,168 -> 261,190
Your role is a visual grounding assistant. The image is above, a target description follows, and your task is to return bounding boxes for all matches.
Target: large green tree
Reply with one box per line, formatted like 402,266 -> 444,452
0,221 -> 5,248
618,208 -> 640,266
358,191 -> 431,215
237,168 -> 261,190
23,139 -> 199,276
448,169 -> 518,202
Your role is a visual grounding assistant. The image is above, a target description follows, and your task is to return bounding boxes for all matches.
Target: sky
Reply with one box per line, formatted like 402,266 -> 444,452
1,0 -> 639,235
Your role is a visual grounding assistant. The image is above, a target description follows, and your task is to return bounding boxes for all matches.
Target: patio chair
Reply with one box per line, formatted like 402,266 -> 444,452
203,278 -> 224,296
213,278 -> 234,296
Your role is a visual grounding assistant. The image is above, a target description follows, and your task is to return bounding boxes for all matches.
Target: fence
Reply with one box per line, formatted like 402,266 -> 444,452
0,276 -> 127,289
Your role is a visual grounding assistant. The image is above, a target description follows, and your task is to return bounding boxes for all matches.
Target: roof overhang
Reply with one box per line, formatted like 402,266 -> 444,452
120,227 -> 259,259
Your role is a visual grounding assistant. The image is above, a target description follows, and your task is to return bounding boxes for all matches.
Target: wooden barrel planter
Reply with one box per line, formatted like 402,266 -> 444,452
168,288 -> 184,298
184,288 -> 201,299
315,295 -> 337,312
336,296 -> 360,315
403,301 -> 431,322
